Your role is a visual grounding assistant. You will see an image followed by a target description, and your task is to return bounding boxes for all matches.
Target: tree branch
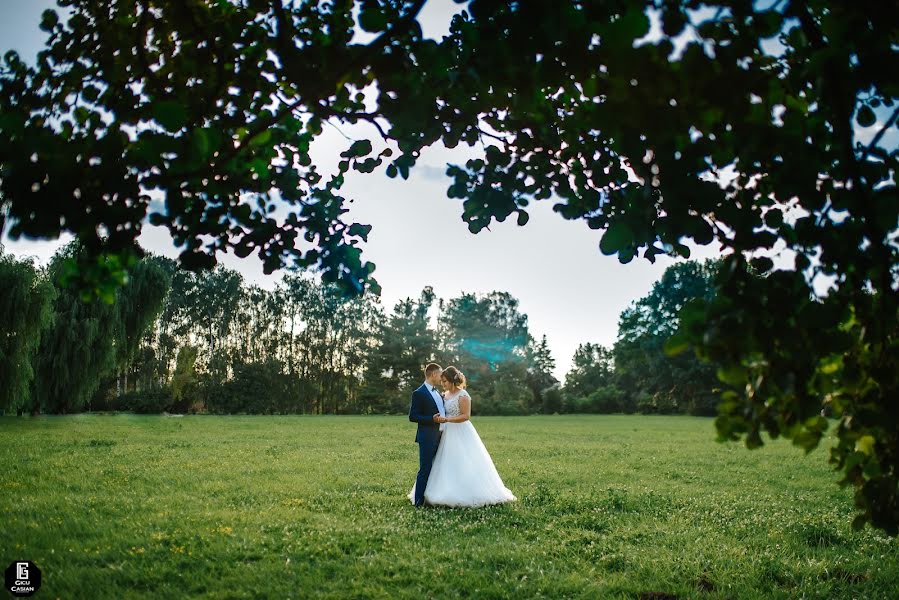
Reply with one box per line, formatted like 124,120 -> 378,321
477,125 -> 511,147
162,0 -> 426,182
316,104 -> 392,141
859,105 -> 899,164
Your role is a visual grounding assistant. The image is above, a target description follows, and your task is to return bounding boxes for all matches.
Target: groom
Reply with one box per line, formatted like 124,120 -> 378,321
408,363 -> 446,507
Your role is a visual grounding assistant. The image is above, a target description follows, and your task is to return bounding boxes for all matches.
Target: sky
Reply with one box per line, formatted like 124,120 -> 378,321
4,1 -> 892,381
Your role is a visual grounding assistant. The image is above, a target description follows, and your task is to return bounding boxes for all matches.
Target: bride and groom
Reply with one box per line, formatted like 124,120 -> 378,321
407,363 -> 517,507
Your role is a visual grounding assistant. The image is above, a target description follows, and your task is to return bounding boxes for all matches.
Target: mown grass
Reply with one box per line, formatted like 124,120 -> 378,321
0,414 -> 897,599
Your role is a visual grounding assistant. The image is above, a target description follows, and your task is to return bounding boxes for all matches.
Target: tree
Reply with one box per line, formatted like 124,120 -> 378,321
112,256 -> 171,393
616,260 -> 720,415
562,343 -> 626,413
281,273 -> 383,414
0,0 -> 388,296
441,1 -> 897,534
0,249 -> 56,413
564,262 -> 723,415
361,287 -> 439,412
149,256 -> 200,384
29,243 -> 122,413
3,0 -> 896,532
479,360 -> 533,416
439,291 -> 530,367
438,290 -> 535,412
30,242 -> 167,413
192,266 -> 244,382
277,272 -> 316,382
526,335 -> 559,414
564,343 -> 615,400
170,345 -> 199,413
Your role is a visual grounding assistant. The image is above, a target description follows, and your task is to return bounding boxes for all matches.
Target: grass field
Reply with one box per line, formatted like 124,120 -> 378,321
1,414 -> 897,599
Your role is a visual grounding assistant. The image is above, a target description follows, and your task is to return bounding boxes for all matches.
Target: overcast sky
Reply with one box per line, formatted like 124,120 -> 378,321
8,1 -> 890,381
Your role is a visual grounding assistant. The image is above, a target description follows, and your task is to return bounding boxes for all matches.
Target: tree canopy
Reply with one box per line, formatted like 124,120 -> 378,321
1,1 -> 896,532
0,248 -> 56,412
27,242 -> 170,413
617,259 -> 721,415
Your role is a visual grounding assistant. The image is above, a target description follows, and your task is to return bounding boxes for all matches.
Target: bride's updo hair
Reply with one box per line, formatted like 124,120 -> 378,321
441,366 -> 466,389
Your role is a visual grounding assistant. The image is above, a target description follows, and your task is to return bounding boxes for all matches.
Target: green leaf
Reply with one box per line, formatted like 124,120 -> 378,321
341,139 -> 373,159
793,429 -> 822,453
750,256 -> 774,273
74,106 -> 90,125
39,9 -> 59,32
249,128 -> 272,147
856,105 -> 876,127
619,9 -> 651,40
745,428 -> 764,450
599,222 -> 633,255
82,85 -> 101,103
663,330 -> 690,356
354,139 -> 372,156
151,100 -> 188,132
764,208 -> 784,228
674,243 -> 691,258
755,11 -> 782,38
354,157 -> 381,173
516,210 -> 529,226
661,9 -> 687,37
819,355 -> 842,375
191,129 -> 210,160
347,223 -> 372,240
717,364 -> 747,386
358,3 -> 388,32
855,435 -> 876,456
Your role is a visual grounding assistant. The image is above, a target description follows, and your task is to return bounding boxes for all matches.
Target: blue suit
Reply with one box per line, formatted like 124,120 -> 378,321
409,383 -> 442,506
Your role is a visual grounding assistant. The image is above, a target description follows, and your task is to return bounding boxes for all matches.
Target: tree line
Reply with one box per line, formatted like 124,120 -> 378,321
1,241 -> 721,417
564,259 -> 721,416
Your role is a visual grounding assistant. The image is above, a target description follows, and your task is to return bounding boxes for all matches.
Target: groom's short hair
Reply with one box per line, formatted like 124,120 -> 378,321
424,363 -> 442,377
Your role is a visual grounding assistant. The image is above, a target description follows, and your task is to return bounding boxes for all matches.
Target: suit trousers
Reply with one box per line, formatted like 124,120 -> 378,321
414,429 -> 442,506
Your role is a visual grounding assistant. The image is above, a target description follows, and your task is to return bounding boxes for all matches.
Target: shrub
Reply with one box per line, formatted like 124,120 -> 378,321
115,387 -> 173,413
541,385 -> 563,414
204,359 -> 291,414
586,386 -> 626,413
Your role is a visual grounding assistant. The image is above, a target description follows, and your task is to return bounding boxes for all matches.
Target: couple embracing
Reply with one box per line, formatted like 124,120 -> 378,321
407,363 -> 517,508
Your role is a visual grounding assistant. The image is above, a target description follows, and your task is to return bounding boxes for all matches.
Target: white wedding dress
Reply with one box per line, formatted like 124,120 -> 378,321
407,389 -> 517,507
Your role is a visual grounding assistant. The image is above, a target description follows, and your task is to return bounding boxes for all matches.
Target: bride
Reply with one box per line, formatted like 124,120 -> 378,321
408,366 -> 517,507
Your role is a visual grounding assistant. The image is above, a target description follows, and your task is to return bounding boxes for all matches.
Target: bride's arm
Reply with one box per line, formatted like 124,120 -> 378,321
444,395 -> 471,423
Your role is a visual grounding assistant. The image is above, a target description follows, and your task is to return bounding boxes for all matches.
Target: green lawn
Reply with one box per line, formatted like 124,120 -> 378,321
1,414 -> 897,599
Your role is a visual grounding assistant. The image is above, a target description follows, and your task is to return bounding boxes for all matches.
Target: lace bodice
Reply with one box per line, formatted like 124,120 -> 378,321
443,390 -> 469,417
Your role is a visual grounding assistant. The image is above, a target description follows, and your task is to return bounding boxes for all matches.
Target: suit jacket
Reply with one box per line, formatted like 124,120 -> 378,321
408,383 -> 441,443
